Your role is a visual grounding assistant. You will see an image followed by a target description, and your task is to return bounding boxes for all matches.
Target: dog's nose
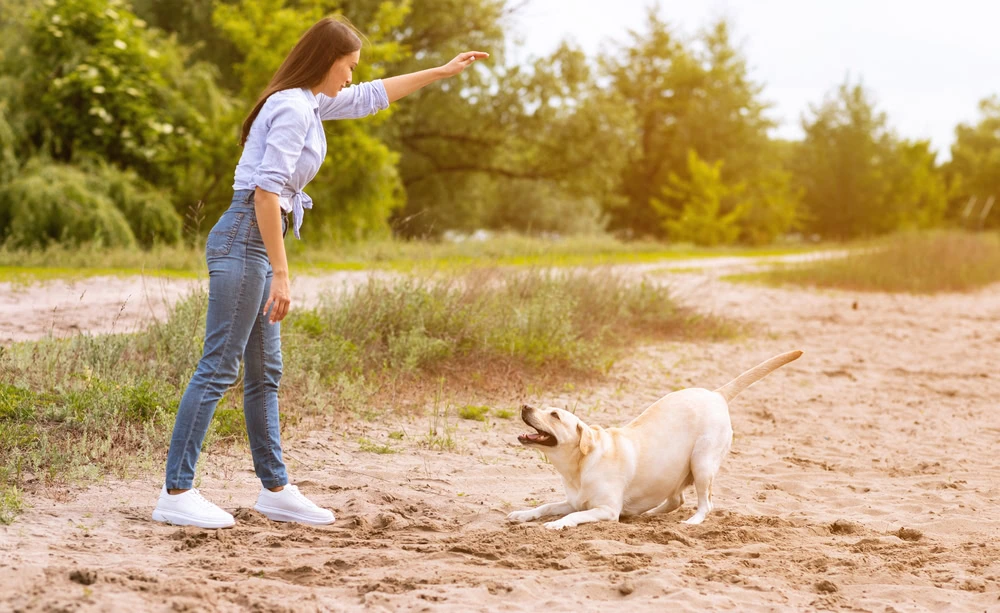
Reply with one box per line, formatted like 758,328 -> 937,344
520,404 -> 534,418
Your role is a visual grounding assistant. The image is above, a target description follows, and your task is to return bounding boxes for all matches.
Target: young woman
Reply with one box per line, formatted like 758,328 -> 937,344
152,17 -> 487,529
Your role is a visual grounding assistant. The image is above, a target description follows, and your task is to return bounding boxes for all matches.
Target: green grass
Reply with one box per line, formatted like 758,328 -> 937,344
0,267 -> 740,522
0,485 -> 22,525
0,244 -> 205,282
728,231 -> 1000,294
0,233 -> 819,282
457,405 -> 490,421
492,408 -> 516,420
357,437 -> 396,454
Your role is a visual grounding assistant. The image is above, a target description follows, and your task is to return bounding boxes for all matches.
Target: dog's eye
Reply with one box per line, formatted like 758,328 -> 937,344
550,411 -> 560,420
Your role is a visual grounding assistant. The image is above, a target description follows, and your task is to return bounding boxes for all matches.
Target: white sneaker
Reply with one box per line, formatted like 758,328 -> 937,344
151,487 -> 235,529
254,484 -> 335,525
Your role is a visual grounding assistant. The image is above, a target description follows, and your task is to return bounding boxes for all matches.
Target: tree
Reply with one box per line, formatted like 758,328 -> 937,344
946,96 -> 1000,228
739,164 -> 802,245
795,81 -> 948,238
652,150 -> 745,246
359,1 -> 632,238
794,82 -> 894,238
2,0 -> 237,227
603,15 -> 777,240
17,0 -> 221,180
130,0 -> 245,91
882,139 -> 947,231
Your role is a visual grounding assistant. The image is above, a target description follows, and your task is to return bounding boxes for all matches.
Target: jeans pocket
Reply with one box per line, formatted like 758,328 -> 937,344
206,212 -> 246,257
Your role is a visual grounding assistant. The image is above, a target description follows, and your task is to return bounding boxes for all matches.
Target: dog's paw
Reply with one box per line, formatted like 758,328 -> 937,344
543,520 -> 568,531
506,510 -> 536,523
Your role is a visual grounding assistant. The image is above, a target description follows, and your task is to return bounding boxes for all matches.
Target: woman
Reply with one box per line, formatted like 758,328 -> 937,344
152,17 -> 487,529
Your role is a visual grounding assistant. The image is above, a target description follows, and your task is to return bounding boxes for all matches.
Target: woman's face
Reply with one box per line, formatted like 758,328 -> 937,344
321,49 -> 360,97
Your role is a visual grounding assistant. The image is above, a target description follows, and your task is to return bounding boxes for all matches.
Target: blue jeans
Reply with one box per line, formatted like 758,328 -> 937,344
164,190 -> 289,490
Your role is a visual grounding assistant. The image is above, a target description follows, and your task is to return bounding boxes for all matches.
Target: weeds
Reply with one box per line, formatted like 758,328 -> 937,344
357,437 -> 396,454
492,408 -> 516,420
0,267 -> 737,522
0,234 -> 817,281
458,405 -> 490,421
0,485 -> 23,524
731,231 -> 1000,293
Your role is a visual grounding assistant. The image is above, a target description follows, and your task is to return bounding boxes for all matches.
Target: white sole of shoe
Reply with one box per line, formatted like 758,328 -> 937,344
253,503 -> 335,526
152,508 -> 235,529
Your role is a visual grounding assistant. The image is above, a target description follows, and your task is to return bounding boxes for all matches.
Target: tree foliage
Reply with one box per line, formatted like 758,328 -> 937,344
653,150 -> 746,246
0,0 -> 990,248
947,97 -> 1000,228
602,15 -> 792,242
794,82 -> 947,239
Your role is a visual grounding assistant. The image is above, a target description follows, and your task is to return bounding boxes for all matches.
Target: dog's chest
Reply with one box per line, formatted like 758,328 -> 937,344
566,489 -> 590,511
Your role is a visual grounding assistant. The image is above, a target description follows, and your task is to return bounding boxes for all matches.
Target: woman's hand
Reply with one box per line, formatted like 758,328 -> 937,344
438,51 -> 489,78
264,271 -> 291,324
254,187 -> 291,324
383,51 -> 489,103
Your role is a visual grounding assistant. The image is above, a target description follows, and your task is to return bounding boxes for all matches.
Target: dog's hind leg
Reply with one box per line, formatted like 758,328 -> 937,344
644,491 -> 684,515
682,440 -> 728,525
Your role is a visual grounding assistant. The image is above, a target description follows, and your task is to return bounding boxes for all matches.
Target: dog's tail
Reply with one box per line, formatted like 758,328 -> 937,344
715,350 -> 803,402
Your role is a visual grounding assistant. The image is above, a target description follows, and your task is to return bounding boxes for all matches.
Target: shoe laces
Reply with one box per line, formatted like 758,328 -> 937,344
286,485 -> 319,509
187,488 -> 218,511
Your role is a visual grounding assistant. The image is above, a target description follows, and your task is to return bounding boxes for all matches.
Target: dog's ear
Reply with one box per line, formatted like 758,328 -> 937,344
578,423 -> 594,455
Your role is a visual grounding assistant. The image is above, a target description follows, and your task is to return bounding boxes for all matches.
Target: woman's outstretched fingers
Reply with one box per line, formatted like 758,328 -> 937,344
441,51 -> 489,76
462,51 -> 489,65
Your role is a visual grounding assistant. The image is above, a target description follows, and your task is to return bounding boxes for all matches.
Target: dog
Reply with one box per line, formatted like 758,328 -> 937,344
507,350 -> 802,530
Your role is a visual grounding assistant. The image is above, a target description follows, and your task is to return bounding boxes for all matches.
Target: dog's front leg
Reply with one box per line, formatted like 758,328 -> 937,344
507,500 -> 575,523
543,505 -> 619,530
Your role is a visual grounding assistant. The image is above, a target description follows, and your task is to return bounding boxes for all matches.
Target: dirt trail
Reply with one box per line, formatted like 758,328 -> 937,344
1,251 -> 839,343
2,259 -> 999,611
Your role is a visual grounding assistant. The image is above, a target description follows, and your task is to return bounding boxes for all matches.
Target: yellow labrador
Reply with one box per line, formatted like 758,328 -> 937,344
507,350 -> 802,530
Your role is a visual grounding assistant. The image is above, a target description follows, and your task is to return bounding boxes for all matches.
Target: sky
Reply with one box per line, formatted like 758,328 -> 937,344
508,0 -> 1000,159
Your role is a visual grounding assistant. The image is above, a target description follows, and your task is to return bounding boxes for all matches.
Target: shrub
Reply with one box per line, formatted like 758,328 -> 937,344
0,161 -> 135,248
87,162 -> 182,246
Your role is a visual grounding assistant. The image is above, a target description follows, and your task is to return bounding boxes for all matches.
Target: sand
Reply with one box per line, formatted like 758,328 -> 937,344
1,260 -> 998,612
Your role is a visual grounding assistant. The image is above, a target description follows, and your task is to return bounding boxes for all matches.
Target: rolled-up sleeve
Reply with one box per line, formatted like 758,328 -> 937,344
250,100 -> 309,195
317,80 -> 390,121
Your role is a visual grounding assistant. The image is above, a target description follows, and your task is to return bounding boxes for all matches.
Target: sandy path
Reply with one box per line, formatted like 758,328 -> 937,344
1,271 -> 383,343
2,261 -> 999,611
1,250 -> 840,344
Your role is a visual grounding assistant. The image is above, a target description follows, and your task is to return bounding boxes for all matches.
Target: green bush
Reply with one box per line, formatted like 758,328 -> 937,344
87,163 -> 183,246
0,108 -> 17,186
0,161 -> 136,248
0,160 -> 184,248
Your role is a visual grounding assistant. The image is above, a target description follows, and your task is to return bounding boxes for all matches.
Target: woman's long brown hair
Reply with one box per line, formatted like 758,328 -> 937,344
239,17 -> 362,146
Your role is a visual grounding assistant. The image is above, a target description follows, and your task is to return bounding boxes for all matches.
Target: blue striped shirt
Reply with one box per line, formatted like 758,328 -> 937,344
233,81 -> 390,239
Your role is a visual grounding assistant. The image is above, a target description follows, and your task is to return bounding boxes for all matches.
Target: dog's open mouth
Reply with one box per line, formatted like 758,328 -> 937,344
518,428 -> 557,447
